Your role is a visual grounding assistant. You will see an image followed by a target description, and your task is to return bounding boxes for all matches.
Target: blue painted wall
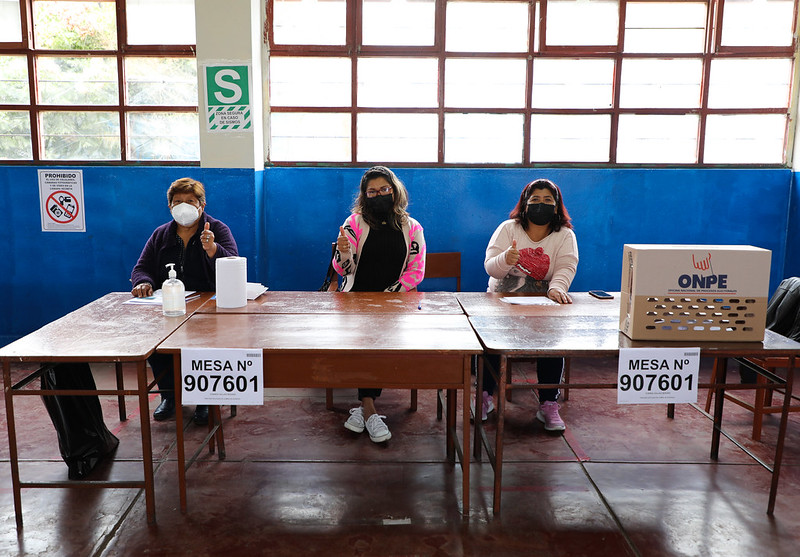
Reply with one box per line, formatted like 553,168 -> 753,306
1,164 -> 795,345
265,166 -> 793,294
1,166 -> 260,346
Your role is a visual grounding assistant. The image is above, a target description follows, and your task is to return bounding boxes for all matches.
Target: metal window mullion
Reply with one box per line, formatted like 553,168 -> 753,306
351,0 -> 359,164
609,1 -> 628,164
697,0 -> 720,165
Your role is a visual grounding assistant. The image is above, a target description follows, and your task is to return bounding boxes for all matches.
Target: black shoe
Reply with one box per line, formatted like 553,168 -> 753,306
153,398 -> 175,421
193,405 -> 209,426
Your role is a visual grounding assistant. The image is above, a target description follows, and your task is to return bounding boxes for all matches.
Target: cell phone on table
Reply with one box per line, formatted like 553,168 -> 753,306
589,290 -> 614,300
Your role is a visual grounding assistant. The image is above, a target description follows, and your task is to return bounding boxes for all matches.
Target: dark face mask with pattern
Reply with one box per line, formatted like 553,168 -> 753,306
364,194 -> 394,221
526,203 -> 556,226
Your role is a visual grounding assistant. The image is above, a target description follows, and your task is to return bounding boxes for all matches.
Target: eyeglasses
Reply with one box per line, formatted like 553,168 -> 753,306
365,186 -> 393,198
170,199 -> 201,208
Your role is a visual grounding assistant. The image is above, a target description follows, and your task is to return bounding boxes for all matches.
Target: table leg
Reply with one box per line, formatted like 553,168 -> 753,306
136,359 -> 156,524
4,360 -> 23,528
493,355 -> 508,514
462,355 -> 471,516
767,355 -> 795,514
116,362 -> 127,422
710,357 -> 728,460
473,355 -> 484,460
446,389 -> 455,462
174,353 -> 188,513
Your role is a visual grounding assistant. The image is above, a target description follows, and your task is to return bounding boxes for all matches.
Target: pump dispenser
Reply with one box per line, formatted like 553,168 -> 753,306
162,263 -> 186,317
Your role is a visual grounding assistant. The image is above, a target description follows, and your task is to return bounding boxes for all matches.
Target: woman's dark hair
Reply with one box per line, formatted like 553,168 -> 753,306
352,166 -> 410,229
509,178 -> 572,231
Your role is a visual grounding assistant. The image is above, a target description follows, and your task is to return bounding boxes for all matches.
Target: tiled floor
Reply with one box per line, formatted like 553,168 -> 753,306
1,358 -> 798,556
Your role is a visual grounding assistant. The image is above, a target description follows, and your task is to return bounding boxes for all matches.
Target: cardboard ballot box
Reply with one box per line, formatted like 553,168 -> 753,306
620,244 -> 771,341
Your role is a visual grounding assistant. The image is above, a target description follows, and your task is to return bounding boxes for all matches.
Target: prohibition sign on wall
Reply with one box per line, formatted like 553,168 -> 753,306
38,169 -> 86,232
46,190 -> 79,224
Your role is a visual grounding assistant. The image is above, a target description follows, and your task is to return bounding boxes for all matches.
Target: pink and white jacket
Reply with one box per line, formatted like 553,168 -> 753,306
333,213 -> 426,292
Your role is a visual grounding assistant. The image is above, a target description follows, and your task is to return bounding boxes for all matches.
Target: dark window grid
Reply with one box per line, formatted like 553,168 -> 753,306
266,0 -> 797,166
0,0 -> 198,164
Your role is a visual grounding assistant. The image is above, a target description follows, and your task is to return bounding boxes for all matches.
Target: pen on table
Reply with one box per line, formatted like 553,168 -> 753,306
418,303 -> 422,310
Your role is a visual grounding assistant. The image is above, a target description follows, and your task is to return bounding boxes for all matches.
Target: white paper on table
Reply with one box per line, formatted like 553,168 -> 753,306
246,283 -> 268,300
499,296 -> 557,306
123,290 -> 198,306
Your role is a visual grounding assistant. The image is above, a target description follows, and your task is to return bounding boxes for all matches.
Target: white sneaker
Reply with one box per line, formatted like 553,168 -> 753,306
471,390 -> 495,422
365,413 -> 392,443
344,406 -> 365,433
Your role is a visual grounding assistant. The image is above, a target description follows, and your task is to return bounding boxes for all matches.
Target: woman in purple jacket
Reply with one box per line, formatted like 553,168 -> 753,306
131,177 -> 238,425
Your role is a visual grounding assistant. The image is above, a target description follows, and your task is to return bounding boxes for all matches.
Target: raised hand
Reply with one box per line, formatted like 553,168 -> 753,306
505,239 -> 520,266
337,226 -> 351,253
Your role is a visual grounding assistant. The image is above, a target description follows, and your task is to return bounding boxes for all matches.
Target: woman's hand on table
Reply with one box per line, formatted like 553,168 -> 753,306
132,282 -> 153,297
548,288 -> 572,304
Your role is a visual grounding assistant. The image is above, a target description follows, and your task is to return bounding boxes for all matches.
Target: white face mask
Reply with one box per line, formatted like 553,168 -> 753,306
171,203 -> 200,227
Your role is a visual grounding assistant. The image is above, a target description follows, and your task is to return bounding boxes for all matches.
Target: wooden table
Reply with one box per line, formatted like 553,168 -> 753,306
198,290 -> 465,314
158,292 -> 482,515
0,292 -> 211,527
458,292 -> 800,515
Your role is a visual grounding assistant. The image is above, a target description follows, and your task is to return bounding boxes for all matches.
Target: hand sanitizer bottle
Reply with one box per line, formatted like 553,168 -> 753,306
162,263 -> 186,317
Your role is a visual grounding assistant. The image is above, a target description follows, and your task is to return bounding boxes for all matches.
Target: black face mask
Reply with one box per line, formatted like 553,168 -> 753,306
364,194 -> 394,220
526,203 -> 556,226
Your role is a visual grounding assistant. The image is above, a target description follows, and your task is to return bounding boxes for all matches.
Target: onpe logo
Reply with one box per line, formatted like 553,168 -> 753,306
678,252 -> 728,289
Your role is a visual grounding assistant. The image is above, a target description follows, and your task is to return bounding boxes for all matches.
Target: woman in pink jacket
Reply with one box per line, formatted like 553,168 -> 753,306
332,166 -> 426,443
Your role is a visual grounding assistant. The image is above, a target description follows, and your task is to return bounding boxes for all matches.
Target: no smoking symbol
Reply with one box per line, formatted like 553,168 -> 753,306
46,190 -> 79,224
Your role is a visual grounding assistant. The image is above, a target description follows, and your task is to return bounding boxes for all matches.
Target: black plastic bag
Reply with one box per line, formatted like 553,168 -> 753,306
40,363 -> 119,480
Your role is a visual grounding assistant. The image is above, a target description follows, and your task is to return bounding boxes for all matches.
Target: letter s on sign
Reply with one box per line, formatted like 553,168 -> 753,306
214,69 -> 243,104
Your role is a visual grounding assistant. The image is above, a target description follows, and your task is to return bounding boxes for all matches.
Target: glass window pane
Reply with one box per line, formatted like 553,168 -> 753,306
270,112 -> 350,162
721,0 -> 794,47
0,110 -> 32,160
0,0 -> 22,42
269,57 -> 351,107
127,0 -> 195,45
445,58 -> 527,109
127,112 -> 199,160
125,57 -> 197,106
0,56 -> 30,104
617,114 -> 699,163
272,0 -> 346,46
33,1 -> 116,50
359,58 -> 438,108
546,0 -> 619,46
446,1 -> 530,52
37,56 -> 118,105
532,59 -> 614,109
624,2 -> 706,53
444,113 -> 523,163
704,114 -> 786,164
708,58 -> 792,109
363,0 -> 435,46
357,113 -> 438,163
40,111 -> 121,160
620,59 -> 702,108
530,114 -> 610,162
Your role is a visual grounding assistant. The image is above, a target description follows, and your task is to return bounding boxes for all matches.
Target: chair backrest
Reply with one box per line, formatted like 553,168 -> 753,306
425,252 -> 461,292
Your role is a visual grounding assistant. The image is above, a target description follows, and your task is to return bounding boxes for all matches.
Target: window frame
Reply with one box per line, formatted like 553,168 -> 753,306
0,0 -> 199,165
266,0 -> 800,168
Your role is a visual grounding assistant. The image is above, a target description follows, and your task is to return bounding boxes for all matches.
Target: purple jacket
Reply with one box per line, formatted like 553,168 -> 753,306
130,213 -> 238,292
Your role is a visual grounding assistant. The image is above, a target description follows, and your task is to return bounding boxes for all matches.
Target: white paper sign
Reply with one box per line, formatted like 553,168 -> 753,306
617,347 -> 700,404
181,348 -> 263,405
38,169 -> 86,232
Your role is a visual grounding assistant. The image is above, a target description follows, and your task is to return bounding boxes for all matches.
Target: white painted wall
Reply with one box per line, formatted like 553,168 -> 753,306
195,0 -> 267,169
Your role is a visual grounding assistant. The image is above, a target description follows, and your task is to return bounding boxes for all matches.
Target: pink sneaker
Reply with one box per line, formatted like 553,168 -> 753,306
536,401 -> 565,432
471,390 -> 495,422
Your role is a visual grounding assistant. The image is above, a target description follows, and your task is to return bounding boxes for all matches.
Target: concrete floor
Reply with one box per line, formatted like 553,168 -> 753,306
1,357 -> 798,557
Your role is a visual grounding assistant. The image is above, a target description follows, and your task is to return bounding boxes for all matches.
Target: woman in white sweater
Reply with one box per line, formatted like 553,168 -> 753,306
481,178 -> 579,431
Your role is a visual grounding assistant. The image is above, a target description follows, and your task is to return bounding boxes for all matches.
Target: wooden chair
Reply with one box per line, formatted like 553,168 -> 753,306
325,252 -> 462,415
416,252 -> 462,418
704,277 -> 800,440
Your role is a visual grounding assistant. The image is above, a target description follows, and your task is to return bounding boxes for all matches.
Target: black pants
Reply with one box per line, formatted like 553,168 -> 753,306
148,352 -> 175,400
482,355 -> 563,403
358,388 -> 382,400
